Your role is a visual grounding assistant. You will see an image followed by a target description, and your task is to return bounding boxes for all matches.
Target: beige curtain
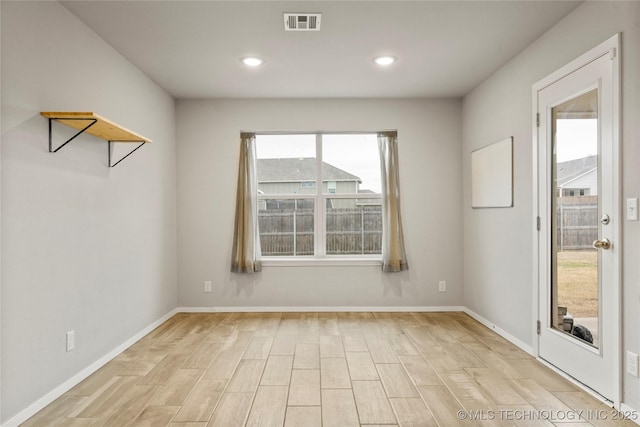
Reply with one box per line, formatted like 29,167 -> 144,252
231,133 -> 262,273
378,132 -> 409,272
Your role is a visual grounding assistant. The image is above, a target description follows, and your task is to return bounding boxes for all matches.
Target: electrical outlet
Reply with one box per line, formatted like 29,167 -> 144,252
204,281 -> 212,292
438,281 -> 446,292
627,351 -> 639,377
66,331 -> 75,352
627,198 -> 638,221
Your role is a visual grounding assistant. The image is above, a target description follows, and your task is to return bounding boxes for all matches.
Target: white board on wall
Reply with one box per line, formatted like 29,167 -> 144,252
471,137 -> 513,208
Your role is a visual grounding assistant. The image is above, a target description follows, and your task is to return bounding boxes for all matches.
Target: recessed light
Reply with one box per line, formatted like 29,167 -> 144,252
242,57 -> 264,67
374,56 -> 396,66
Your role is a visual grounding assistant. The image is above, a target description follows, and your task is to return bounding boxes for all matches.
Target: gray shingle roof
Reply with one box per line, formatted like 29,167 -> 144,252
556,155 -> 597,186
257,158 -> 361,183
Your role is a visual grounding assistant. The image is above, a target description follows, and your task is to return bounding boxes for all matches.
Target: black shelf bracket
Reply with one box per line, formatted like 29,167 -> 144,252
48,117 -> 98,153
108,140 -> 146,168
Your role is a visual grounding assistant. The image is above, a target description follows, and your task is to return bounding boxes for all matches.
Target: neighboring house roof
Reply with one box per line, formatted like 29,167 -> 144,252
559,167 -> 597,189
556,155 -> 597,187
258,158 -> 362,183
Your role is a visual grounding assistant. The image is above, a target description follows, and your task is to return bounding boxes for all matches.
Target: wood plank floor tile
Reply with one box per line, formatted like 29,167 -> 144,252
293,343 -> 320,369
55,418 -> 103,426
359,321 -> 386,340
20,396 -> 89,426
76,376 -> 140,418
318,313 -> 340,336
151,369 -> 205,406
427,355 -> 464,373
22,312 -> 625,427
65,378 -> 120,417
442,343 -> 487,369
352,381 -> 397,424
493,404 -> 555,427
170,333 -> 208,355
465,367 -> 528,405
377,364 -> 419,398
389,397 -> 439,427
130,405 -> 180,426
399,355 -> 443,386
373,312 -> 404,335
65,363 -> 123,397
466,342 -> 529,379
173,378 -> 226,422
242,336 -> 273,360
112,351 -> 167,376
169,423 -> 208,427
100,384 -> 161,425
270,334 -> 297,355
321,389 -> 360,427
288,369 -> 321,406
320,357 -> 351,389
207,392 -> 254,427
508,359 -> 578,392
202,349 -> 244,380
138,354 -> 190,385
367,339 -> 400,363
222,330 -> 254,352
346,351 -> 379,381
225,359 -> 265,392
387,334 -> 420,356
260,355 -> 293,386
284,406 -> 322,427
320,335 -> 345,357
440,372 -> 494,410
417,385 -> 475,426
552,391 -> 637,426
183,342 -> 223,369
342,333 -> 368,352
403,327 -> 447,358
508,378 -> 576,413
245,385 -> 288,427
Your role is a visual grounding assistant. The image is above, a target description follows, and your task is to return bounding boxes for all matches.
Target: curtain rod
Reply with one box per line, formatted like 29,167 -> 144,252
241,130 -> 397,136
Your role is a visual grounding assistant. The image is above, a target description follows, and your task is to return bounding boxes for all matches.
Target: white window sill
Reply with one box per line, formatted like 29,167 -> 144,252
261,256 -> 382,267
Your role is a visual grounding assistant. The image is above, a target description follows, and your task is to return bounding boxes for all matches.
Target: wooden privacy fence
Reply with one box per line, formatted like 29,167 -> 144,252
259,207 -> 382,255
556,196 -> 598,250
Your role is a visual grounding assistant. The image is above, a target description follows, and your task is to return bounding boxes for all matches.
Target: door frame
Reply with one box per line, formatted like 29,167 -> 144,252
532,33 -> 621,405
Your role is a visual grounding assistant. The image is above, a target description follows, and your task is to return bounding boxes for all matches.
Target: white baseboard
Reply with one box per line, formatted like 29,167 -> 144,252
178,306 -> 466,313
463,307 -> 534,355
620,403 -> 640,425
1,308 -> 179,427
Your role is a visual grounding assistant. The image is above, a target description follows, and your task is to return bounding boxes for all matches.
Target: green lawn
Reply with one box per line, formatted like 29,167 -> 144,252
556,250 -> 598,318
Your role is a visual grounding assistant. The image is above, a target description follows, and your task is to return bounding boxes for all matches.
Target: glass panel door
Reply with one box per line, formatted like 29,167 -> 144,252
551,89 -> 600,348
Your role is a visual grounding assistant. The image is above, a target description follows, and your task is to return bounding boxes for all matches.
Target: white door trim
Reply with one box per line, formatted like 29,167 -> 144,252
531,33 -> 621,406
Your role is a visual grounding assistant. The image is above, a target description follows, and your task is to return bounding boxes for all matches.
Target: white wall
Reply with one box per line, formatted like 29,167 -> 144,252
1,2 -> 177,423
177,98 -> 462,309
463,1 -> 640,409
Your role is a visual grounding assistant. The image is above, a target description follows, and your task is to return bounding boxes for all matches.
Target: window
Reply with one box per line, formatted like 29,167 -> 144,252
256,133 -> 382,260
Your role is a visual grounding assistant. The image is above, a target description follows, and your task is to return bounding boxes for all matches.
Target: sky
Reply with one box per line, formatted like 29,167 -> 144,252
555,118 -> 598,162
256,133 -> 382,193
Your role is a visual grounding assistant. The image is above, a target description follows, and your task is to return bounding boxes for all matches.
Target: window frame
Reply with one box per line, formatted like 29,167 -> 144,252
256,132 -> 383,266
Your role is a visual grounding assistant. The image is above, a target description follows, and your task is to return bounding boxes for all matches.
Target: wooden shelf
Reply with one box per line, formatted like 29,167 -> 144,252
41,111 -> 151,167
41,112 -> 152,143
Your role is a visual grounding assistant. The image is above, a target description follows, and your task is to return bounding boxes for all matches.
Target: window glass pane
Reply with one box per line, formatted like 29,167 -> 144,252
323,134 -> 381,195
258,198 -> 314,256
326,198 -> 382,255
256,135 -> 316,196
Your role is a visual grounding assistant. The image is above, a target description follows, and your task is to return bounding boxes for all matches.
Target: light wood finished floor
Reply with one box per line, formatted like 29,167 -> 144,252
23,312 -> 636,426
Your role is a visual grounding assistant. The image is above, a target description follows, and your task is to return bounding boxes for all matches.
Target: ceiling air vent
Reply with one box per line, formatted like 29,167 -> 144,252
284,13 -> 321,31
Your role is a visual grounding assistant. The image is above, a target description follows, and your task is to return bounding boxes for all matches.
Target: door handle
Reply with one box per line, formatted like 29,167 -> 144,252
593,238 -> 611,250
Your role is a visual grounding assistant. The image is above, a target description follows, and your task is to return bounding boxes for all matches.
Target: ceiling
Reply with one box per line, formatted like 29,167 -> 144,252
62,1 -> 582,99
